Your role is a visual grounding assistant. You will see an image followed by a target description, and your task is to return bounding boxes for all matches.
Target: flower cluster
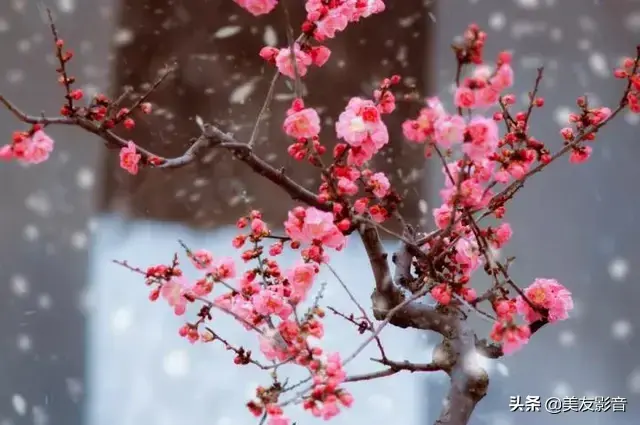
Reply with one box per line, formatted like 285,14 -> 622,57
0,126 -> 54,164
0,37 -> 154,172
489,278 -> 574,354
139,208 -> 357,425
260,43 -> 331,79
254,0 -> 385,79
3,4 -> 639,425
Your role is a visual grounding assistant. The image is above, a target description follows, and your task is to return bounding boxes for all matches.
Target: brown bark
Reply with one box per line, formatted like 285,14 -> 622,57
99,0 -> 433,230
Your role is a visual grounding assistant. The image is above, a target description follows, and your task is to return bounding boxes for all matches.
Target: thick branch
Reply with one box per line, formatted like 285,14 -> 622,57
392,224 -> 417,292
357,220 -> 452,336
435,322 -> 489,425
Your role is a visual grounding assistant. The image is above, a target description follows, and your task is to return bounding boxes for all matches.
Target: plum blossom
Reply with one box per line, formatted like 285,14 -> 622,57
455,237 -> 481,272
286,263 -> 318,302
454,87 -> 475,109
305,0 -> 385,41
233,0 -> 278,16
490,322 -> 531,355
275,44 -> 312,79
434,114 -> 465,148
161,276 -> 191,316
433,204 -> 453,229
252,288 -> 293,320
335,97 -> 389,165
492,63 -> 514,90
190,249 -> 213,270
516,278 -> 574,323
490,223 -> 513,248
313,8 -> 349,40
209,257 -> 236,280
24,130 -> 55,164
569,146 -> 592,164
283,99 -> 321,139
431,283 -> 452,305
1,130 -> 55,164
259,330 -> 290,362
335,97 -> 387,147
401,97 -> 446,143
284,207 -> 346,250
462,116 -> 499,162
368,172 -> 390,198
119,141 -> 141,175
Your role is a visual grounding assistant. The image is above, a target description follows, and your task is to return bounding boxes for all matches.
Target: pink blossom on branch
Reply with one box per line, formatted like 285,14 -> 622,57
3,7 -> 640,425
516,278 -> 574,324
284,206 -> 346,252
0,128 -> 54,164
119,141 -> 141,175
233,0 -> 278,16
283,99 -> 321,139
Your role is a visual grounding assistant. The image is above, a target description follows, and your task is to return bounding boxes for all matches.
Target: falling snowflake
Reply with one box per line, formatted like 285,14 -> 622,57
608,258 -> 629,281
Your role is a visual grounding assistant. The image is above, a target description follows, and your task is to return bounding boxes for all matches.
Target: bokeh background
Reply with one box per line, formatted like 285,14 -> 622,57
1,1 -> 639,425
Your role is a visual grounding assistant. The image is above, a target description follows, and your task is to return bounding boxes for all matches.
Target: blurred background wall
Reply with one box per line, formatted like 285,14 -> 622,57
0,1 -> 639,425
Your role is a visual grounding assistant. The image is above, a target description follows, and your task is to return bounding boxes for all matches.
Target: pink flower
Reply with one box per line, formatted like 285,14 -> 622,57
251,218 -> 269,237
569,146 -> 592,164
454,87 -> 475,109
259,331 -> 290,362
516,278 -> 574,323
233,304 -> 261,329
267,414 -> 290,425
491,322 -> 531,355
491,223 -> 513,248
353,198 -> 368,214
209,257 -> 236,280
22,130 -> 54,164
337,177 -> 359,196
314,8 -> 349,40
402,97 -> 446,143
309,46 -> 331,67
461,287 -> 477,303
284,207 -> 346,250
369,206 -> 386,223
431,283 -> 451,305
286,263 -> 318,302
458,178 -> 487,208
119,141 -> 141,175
472,65 -> 493,81
434,115 -> 465,148
433,204 -> 452,229
495,299 -> 517,321
275,44 -> 312,79
283,106 -> 321,139
369,172 -> 390,198
161,276 -> 191,316
190,249 -> 213,269
475,86 -> 501,108
455,237 -> 480,271
320,400 -> 341,420
462,116 -> 499,162
0,144 -> 12,160
252,288 -> 293,320
335,97 -> 388,149
590,107 -> 611,125
492,64 -> 514,90
233,0 -> 278,16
